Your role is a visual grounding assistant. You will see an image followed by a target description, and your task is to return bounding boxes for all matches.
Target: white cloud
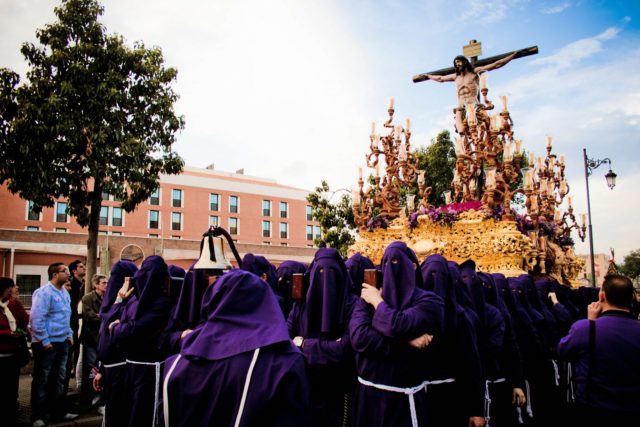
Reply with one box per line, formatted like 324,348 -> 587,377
540,2 -> 571,14
459,0 -> 525,24
533,27 -> 620,69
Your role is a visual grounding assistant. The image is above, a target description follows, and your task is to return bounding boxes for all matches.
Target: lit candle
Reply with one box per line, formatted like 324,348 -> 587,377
388,97 -> 395,110
394,125 -> 402,140
546,136 -> 553,148
405,118 -> 411,132
358,166 -> 363,180
371,121 -> 376,135
537,157 -> 542,170
501,95 -> 508,111
529,152 -> 535,166
559,154 -> 565,165
480,72 -> 487,90
515,139 -> 522,155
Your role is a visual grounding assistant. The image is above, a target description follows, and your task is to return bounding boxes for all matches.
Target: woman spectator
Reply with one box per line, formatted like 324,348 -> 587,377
0,277 -> 30,427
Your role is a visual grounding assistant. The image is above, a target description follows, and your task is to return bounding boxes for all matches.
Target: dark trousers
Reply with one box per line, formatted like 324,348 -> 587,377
81,344 -> 98,405
0,354 -> 20,427
31,341 -> 69,421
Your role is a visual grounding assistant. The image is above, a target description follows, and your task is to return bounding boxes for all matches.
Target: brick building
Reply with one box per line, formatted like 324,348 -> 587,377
0,166 -> 320,306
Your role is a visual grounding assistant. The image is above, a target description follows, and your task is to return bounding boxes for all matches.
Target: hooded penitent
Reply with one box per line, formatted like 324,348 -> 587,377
275,260 -> 307,317
345,252 -> 376,295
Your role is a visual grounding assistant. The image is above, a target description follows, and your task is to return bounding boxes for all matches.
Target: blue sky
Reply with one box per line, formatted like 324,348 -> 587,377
1,0 -> 639,258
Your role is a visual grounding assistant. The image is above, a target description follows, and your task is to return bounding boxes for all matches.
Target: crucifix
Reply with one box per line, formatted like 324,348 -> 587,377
412,40 -> 538,133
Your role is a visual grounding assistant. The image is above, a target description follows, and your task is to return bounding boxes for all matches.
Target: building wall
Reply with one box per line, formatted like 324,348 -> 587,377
577,253 -> 610,286
0,166 -> 319,246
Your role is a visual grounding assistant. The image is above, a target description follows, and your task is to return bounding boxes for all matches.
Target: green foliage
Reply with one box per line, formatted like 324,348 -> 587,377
306,180 -> 356,257
0,0 -> 184,223
620,249 -> 640,280
0,0 -> 184,286
406,130 -> 456,206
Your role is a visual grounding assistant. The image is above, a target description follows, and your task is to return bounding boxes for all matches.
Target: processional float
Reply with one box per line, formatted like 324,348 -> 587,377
349,41 -> 585,285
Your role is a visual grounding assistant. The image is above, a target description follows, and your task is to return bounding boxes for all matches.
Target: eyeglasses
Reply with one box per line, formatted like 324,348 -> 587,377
57,269 -> 69,274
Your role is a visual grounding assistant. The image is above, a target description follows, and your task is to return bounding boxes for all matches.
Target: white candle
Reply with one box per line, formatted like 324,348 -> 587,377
582,214 -> 587,226
407,194 -> 415,212
352,189 -> 360,205
444,191 -> 452,205
394,125 -> 402,139
504,143 -> 511,160
540,178 -> 547,194
405,118 -> 411,132
388,97 -> 395,110
358,167 -> 363,180
559,154 -> 565,165
539,237 -> 546,251
547,136 -> 553,148
515,139 -> 522,155
529,152 -> 535,166
567,196 -> 572,206
501,95 -> 508,111
537,157 -> 542,170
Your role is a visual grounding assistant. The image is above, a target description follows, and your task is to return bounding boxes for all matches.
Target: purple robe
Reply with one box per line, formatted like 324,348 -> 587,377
163,270 -> 310,427
108,256 -> 172,427
421,256 -> 485,423
350,242 -> 443,427
287,248 -> 356,426
97,260 -> 137,427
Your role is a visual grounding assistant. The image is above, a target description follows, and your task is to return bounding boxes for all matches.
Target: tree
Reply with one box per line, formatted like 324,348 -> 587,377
306,180 -> 356,258
402,130 -> 456,206
0,0 -> 184,290
620,249 -> 640,280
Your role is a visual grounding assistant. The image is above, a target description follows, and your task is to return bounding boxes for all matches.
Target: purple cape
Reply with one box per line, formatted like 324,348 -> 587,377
241,253 -> 278,291
181,270 -> 290,360
275,260 -> 307,316
172,261 -> 208,327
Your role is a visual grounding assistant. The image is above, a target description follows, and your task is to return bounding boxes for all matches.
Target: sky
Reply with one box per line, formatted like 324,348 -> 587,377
1,0 -> 639,259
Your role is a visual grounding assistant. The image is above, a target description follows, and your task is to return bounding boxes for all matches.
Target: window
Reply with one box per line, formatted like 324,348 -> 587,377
149,234 -> 159,238
281,243 -> 288,247
99,231 -> 108,235
26,226 -> 40,231
112,207 -> 123,227
229,218 -> 239,235
16,274 -> 40,307
99,206 -> 109,226
306,225 -> 313,241
280,202 -> 288,218
209,216 -> 219,227
27,201 -> 40,221
210,193 -> 219,211
314,226 -> 321,239
280,223 -> 288,239
101,191 -> 110,201
111,231 -> 122,236
56,202 -> 68,223
172,212 -> 182,231
306,205 -> 313,221
150,188 -> 160,206
262,200 -> 271,216
149,210 -> 160,229
55,228 -> 67,233
262,221 -> 271,238
263,242 -> 272,245
172,189 -> 183,208
171,235 -> 181,239
229,196 -> 239,213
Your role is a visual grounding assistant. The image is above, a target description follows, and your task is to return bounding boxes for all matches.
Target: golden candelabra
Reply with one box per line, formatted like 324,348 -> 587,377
352,100 -> 431,229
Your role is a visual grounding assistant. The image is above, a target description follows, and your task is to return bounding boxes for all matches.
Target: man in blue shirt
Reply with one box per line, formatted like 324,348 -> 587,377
30,263 -> 78,427
557,274 -> 640,425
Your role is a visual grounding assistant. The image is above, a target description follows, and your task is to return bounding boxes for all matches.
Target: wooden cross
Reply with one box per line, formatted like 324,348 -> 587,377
412,40 -> 539,83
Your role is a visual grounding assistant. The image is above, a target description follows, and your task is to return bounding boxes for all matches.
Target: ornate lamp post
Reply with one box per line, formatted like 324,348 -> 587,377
583,148 -> 617,287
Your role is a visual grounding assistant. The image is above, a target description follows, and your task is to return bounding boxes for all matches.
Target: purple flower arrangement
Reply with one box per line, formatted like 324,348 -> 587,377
367,215 -> 390,231
408,200 -> 484,229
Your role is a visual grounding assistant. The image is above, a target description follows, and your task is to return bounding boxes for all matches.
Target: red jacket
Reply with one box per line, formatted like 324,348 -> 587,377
0,298 -> 30,354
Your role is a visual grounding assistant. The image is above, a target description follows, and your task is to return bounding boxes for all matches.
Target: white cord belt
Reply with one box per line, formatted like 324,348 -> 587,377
484,378 -> 506,427
126,359 -> 164,427
358,377 -> 454,427
103,361 -> 126,368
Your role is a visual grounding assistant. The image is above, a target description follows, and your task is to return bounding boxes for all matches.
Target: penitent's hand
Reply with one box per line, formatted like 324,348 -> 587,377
117,277 -> 134,301
408,334 -> 433,349
512,388 -> 526,406
181,329 -> 193,340
468,416 -> 485,427
93,373 -> 103,392
361,284 -> 383,309
548,292 -> 559,305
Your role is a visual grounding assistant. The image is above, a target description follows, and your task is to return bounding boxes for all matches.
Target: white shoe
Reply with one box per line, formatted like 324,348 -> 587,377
63,413 -> 79,420
32,420 -> 46,427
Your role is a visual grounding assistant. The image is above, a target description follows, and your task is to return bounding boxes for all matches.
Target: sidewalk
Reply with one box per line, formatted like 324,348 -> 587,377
17,373 -> 103,427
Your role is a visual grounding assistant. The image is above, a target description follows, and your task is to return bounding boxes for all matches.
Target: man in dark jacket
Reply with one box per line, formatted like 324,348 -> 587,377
80,274 -> 106,406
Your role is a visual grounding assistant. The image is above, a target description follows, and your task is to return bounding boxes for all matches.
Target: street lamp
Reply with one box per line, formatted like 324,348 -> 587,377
583,148 -> 617,287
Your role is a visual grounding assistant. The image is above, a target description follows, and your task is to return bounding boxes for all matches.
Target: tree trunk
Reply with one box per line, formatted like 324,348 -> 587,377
85,185 -> 102,296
